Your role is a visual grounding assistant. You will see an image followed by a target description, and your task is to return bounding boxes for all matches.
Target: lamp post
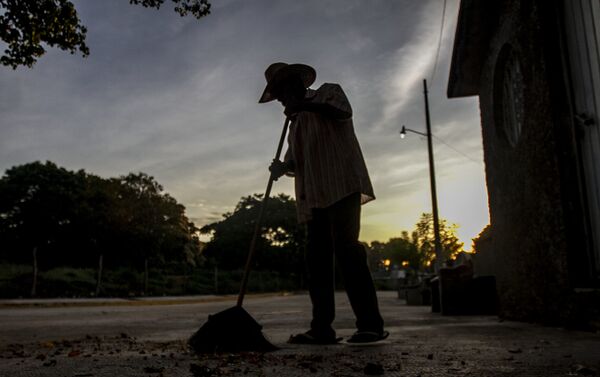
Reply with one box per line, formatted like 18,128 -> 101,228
400,79 -> 442,272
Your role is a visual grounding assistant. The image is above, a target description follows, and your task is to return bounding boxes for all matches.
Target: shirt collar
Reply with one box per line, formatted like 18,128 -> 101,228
305,88 -> 317,100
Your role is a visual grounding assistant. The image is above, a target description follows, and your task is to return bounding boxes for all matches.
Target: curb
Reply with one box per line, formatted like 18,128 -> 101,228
0,292 -> 294,309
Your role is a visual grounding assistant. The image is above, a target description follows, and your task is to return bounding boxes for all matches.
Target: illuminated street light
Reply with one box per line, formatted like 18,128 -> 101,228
400,124 -> 428,138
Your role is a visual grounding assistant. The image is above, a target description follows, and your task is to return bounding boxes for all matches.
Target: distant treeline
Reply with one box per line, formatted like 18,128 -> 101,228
0,161 -> 309,298
0,161 -> 468,298
0,161 -> 202,297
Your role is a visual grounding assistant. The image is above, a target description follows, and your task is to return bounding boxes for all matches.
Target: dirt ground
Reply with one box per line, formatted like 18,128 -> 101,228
1,291 -> 599,376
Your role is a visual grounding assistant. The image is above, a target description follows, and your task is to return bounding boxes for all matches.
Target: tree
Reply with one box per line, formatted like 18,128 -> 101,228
73,172 -> 122,295
0,161 -> 80,295
366,240 -> 386,270
0,161 -> 202,296
0,0 -> 211,69
117,172 -> 199,295
200,194 -> 304,276
413,213 -> 464,267
365,215 -> 465,272
380,232 -> 422,270
471,224 -> 491,254
367,230 -> 421,272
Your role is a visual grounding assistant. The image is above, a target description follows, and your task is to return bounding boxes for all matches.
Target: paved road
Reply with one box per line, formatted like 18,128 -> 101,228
1,291 -> 599,376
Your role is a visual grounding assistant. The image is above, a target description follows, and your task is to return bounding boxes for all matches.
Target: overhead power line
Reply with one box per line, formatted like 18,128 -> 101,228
432,134 -> 483,165
430,0 -> 448,84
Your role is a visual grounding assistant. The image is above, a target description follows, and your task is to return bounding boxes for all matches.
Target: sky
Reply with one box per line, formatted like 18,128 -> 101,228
0,0 -> 489,247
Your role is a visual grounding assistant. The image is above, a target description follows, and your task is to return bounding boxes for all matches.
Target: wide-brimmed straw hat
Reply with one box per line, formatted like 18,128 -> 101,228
258,62 -> 316,103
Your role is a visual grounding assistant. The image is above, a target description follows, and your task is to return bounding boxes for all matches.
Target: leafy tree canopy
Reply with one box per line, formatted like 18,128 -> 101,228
0,0 -> 211,69
200,193 -> 305,274
471,224 -> 491,254
379,232 -> 421,269
0,161 -> 201,269
414,212 -> 464,265
367,213 -> 465,271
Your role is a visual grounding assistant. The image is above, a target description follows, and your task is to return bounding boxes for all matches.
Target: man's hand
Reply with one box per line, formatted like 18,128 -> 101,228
269,159 -> 291,180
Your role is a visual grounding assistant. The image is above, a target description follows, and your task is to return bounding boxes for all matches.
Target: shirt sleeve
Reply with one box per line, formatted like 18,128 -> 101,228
313,83 -> 353,118
283,148 -> 295,177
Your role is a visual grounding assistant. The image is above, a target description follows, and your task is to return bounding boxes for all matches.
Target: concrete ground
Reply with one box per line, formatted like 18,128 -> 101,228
1,291 -> 599,376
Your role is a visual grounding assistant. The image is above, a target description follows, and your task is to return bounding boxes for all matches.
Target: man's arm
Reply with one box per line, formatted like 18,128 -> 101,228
285,83 -> 352,120
285,100 -> 351,119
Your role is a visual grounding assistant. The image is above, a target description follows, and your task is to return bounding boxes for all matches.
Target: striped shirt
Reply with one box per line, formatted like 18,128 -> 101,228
284,83 -> 375,223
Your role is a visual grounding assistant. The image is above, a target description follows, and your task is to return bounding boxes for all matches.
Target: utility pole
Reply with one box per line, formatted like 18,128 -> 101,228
423,79 -> 443,272
399,79 -> 443,271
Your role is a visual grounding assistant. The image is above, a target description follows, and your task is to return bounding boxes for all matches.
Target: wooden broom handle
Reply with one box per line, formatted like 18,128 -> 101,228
237,117 -> 291,307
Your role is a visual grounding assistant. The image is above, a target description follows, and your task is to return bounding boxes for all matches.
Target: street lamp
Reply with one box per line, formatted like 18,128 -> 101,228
400,79 -> 443,272
400,125 -> 427,138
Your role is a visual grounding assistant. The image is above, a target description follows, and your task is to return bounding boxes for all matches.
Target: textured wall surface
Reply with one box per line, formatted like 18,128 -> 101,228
476,0 -> 576,324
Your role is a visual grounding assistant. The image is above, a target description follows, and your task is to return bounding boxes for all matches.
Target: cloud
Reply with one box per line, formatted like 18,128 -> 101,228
373,0 -> 446,132
0,0 -> 488,245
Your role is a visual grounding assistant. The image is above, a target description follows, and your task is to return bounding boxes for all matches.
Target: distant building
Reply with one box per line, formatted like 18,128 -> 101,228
448,0 -> 599,325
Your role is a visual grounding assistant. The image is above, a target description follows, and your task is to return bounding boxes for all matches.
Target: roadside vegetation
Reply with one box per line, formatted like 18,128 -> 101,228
0,161 -> 466,298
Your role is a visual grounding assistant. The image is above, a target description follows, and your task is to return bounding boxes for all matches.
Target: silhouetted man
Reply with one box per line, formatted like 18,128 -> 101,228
259,62 -> 387,344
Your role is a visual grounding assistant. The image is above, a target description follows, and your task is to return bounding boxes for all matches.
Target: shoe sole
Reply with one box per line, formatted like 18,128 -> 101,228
346,331 -> 390,344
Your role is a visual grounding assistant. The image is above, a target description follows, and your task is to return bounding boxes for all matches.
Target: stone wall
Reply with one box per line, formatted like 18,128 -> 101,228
476,0 -> 579,323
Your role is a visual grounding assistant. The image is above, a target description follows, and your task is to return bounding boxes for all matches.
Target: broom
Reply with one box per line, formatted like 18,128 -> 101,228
189,117 -> 290,353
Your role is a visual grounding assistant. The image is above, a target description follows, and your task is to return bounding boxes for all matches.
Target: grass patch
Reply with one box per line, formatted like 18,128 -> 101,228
0,264 -> 305,298
0,264 -> 32,298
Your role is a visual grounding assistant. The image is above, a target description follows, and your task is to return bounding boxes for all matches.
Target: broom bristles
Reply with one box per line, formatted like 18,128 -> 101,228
188,306 -> 278,354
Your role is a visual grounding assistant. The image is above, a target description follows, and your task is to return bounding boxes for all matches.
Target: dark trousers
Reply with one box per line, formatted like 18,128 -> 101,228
306,192 -> 384,334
